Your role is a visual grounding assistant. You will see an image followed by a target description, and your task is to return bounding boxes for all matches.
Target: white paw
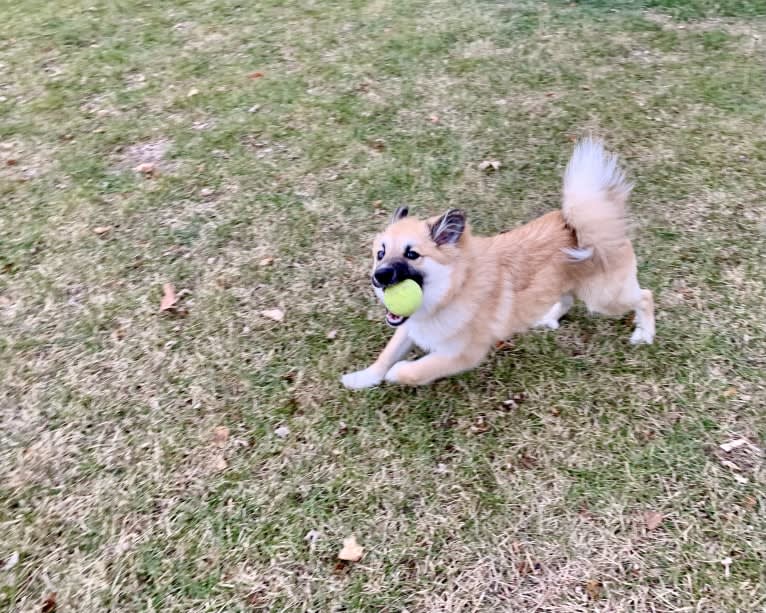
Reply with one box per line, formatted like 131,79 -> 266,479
630,326 -> 654,345
384,360 -> 412,384
536,318 -> 560,330
341,368 -> 383,390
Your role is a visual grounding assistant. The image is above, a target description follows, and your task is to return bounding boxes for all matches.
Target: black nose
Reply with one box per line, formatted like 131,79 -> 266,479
373,265 -> 397,287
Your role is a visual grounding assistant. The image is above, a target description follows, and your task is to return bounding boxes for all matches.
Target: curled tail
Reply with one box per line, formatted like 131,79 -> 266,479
561,138 -> 632,265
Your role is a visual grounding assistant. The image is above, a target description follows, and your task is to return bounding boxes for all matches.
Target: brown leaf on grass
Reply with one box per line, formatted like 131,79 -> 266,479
211,455 -> 228,472
133,162 -> 156,175
479,159 -> 501,171
212,426 -> 230,445
644,511 -> 663,531
92,225 -> 112,235
41,593 -> 57,613
258,256 -> 274,267
338,535 -> 364,562
159,283 -> 177,311
723,386 -> 737,398
6,158 -> 18,166
743,495 -> 757,510
470,414 -> 490,434
720,438 -> 747,452
260,308 -> 284,322
248,71 -> 264,79
585,579 -> 602,600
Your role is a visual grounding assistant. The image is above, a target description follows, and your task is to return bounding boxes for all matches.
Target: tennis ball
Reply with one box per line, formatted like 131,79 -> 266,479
383,279 -> 423,317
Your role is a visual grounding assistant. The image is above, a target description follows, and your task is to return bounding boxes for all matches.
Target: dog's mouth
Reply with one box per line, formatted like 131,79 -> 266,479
385,311 -> 408,327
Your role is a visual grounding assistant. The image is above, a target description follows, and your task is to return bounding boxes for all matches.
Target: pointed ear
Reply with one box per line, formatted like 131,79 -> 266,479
391,206 -> 409,224
430,209 -> 466,246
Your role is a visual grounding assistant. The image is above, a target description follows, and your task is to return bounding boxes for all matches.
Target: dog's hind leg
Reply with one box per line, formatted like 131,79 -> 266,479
534,294 -> 574,330
579,270 -> 655,345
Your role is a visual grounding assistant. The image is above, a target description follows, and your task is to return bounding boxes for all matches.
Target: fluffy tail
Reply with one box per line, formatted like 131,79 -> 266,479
561,138 -> 632,264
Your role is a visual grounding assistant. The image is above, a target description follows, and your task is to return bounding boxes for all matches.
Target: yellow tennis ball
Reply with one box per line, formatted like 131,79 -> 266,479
383,279 -> 423,317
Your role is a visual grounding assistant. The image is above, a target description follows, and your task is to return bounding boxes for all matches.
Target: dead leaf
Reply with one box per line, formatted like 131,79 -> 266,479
470,414 -> 490,434
133,162 -> 156,175
92,225 -> 112,235
585,579 -> 602,600
644,511 -> 663,531
304,529 -> 321,546
211,455 -> 228,472
326,329 -> 338,340
723,386 -> 737,398
369,138 -> 386,151
720,438 -> 748,452
212,426 -> 230,445
338,535 -> 364,562
260,308 -> 284,322
4,551 -> 19,571
479,159 -> 501,171
187,87 -> 200,97
274,425 -> 290,438
258,257 -> 275,267
41,593 -> 57,613
6,158 -> 18,166
248,71 -> 265,79
743,495 -> 757,510
159,283 -> 177,311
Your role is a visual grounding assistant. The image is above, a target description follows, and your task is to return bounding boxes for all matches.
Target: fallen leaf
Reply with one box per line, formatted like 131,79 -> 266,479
92,225 -> 112,235
133,162 -> 156,175
721,556 -> 733,578
248,71 -> 265,79
479,159 -> 501,171
369,138 -> 386,151
211,455 -> 228,472
212,426 -> 230,445
274,425 -> 290,438
41,593 -> 57,613
470,414 -> 490,434
304,529 -> 321,546
5,158 -> 18,166
585,579 -> 602,600
338,535 -> 364,562
187,87 -> 200,97
159,283 -> 177,311
258,256 -> 275,267
4,551 -> 19,571
644,511 -> 663,531
723,386 -> 737,398
720,438 -> 748,452
743,495 -> 757,510
260,308 -> 284,322
326,329 -> 338,340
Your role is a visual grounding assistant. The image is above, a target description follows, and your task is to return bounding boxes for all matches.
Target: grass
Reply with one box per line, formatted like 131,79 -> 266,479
1,0 -> 765,610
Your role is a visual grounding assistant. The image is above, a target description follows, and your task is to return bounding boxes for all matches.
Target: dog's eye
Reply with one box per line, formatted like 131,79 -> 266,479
404,248 -> 420,260
376,247 -> 385,261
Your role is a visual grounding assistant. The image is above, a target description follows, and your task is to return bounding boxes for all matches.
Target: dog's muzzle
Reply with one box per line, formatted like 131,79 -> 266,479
371,260 -> 423,327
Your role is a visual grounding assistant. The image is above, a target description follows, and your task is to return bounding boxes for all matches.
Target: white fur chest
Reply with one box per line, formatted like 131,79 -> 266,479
406,304 -> 473,355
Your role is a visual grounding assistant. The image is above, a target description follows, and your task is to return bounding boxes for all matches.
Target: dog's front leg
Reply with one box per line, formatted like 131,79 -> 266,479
341,325 -> 413,389
385,349 -> 484,386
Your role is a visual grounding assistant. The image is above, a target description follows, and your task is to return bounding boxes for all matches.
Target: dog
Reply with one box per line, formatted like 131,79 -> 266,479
342,138 -> 655,389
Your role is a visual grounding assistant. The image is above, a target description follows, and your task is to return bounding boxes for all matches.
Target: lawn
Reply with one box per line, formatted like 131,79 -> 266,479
1,0 -> 765,611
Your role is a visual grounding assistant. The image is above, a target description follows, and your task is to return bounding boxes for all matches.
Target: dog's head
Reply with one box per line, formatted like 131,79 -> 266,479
370,206 -> 468,326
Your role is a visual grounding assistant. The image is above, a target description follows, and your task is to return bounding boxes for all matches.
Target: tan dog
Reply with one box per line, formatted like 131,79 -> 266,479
342,138 -> 655,389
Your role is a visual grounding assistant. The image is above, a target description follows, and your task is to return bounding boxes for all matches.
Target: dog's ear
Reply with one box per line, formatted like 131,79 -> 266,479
390,206 -> 409,224
430,209 -> 466,245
